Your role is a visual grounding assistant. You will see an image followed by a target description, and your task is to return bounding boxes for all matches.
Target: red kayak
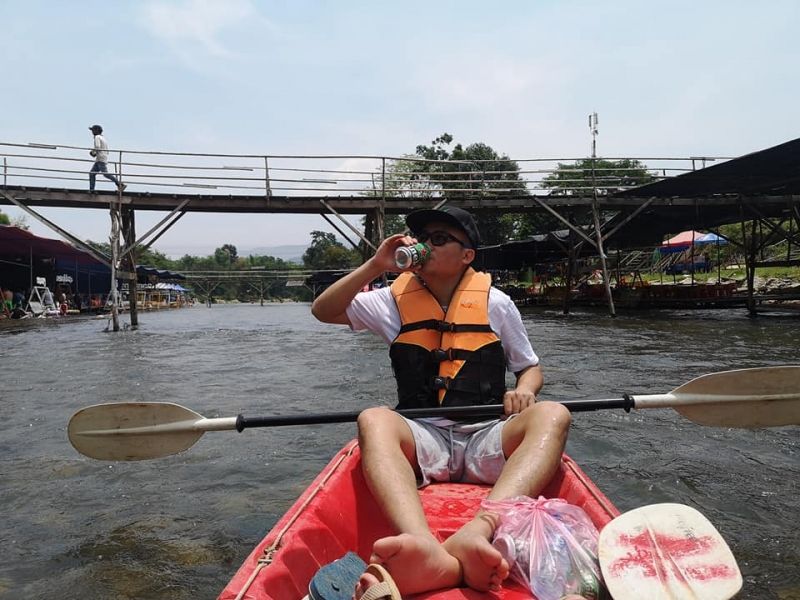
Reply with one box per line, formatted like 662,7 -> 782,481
218,440 -> 619,600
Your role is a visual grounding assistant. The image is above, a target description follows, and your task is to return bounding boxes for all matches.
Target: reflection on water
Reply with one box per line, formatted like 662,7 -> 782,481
1,304 -> 798,599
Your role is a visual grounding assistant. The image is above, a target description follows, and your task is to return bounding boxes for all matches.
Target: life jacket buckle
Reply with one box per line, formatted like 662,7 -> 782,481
431,348 -> 453,362
432,376 -> 450,390
436,321 -> 456,332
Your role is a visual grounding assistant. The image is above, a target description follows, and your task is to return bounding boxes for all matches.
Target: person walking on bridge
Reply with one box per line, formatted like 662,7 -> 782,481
88,125 -> 126,192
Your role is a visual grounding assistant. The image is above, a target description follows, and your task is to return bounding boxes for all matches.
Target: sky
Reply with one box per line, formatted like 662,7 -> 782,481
2,0 -> 799,257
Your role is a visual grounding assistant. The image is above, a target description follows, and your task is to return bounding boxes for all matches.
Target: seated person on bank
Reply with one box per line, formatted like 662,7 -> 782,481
1,289 -> 11,318
311,206 -> 571,595
13,290 -> 25,308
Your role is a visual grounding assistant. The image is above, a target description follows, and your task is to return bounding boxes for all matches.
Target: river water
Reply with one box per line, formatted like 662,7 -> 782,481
1,304 -> 797,600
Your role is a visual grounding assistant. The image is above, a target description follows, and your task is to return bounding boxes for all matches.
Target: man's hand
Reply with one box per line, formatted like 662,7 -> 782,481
502,388 -> 536,415
503,365 -> 543,415
373,233 -> 419,273
311,233 -> 415,324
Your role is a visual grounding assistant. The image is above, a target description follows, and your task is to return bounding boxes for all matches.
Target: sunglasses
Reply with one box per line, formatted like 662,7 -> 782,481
414,230 -> 470,248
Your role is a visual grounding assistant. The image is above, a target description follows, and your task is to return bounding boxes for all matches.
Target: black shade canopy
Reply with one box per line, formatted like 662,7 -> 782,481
619,137 -> 800,198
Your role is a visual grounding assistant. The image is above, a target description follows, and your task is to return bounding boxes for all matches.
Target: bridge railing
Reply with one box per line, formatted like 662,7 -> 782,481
0,140 -> 730,198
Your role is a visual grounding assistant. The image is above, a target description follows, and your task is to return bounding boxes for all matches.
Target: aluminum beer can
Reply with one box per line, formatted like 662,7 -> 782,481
395,242 -> 431,269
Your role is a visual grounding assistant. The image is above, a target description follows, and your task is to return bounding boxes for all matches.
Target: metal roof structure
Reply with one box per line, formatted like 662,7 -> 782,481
619,136 -> 800,198
605,137 -> 800,245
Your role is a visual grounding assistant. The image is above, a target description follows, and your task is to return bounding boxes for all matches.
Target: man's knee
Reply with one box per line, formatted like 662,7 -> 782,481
358,407 -> 417,464
523,400 -> 571,432
358,405 -> 392,427
358,407 -> 403,442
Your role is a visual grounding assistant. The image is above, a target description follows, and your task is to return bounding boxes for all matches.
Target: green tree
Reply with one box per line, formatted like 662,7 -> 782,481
85,240 -> 179,269
137,247 -> 174,268
86,239 -> 112,258
303,231 -> 359,269
246,253 -> 292,270
382,214 -> 406,236
363,134 -> 548,243
0,210 -> 10,225
176,254 -> 199,270
414,134 -> 527,198
214,244 -> 238,267
372,134 -> 529,244
541,158 -> 655,196
528,159 -> 658,236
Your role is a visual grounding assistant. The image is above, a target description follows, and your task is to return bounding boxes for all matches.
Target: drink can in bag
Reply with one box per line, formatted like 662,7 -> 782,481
395,242 -> 431,269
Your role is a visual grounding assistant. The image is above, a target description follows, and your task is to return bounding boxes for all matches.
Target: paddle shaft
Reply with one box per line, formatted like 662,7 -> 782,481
234,397 -> 635,430
235,382 -> 799,429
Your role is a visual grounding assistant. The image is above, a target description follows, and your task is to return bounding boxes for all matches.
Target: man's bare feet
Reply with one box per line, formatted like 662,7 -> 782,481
369,533 -> 461,595
442,518 -> 510,592
353,570 -> 381,600
353,564 -> 402,600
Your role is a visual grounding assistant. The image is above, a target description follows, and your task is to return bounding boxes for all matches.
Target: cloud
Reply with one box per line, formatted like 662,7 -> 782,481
140,0 -> 265,61
414,52 -> 565,115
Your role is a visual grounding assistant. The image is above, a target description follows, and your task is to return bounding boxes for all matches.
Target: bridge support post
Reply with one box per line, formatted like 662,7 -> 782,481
122,206 -> 138,329
372,207 -> 385,255
363,213 -> 375,261
589,153 -> 616,317
109,200 -> 121,332
591,197 -> 616,317
378,158 -> 386,243
744,218 -> 758,316
562,230 -> 576,315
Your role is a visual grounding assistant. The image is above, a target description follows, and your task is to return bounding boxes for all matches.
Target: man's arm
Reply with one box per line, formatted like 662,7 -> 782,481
503,364 -> 543,415
311,233 -> 412,324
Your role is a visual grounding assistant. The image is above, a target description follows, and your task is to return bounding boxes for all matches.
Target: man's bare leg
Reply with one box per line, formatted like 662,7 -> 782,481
357,407 -> 461,595
443,401 -> 571,590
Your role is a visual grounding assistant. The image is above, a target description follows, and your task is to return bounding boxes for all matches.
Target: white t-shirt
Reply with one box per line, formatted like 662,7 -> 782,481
93,135 -> 109,163
345,284 -> 538,374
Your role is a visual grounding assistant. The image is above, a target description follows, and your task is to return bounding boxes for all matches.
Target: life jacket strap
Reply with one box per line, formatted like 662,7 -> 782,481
399,319 -> 493,334
430,347 -> 505,366
432,375 -> 495,396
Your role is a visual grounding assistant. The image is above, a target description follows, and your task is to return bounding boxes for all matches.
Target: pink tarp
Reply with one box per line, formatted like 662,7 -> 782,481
662,230 -> 705,247
660,230 -> 727,254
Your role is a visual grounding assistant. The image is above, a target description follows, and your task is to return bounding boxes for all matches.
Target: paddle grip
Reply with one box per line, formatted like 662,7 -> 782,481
558,396 -> 634,412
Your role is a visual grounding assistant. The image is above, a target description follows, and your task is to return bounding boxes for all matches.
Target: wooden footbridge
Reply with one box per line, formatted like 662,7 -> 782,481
2,137 -> 799,327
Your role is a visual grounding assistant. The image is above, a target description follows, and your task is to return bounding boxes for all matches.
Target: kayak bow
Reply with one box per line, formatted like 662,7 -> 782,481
217,441 -> 618,600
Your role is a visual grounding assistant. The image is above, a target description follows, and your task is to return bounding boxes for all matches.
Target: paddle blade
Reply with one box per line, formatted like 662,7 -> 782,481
68,402 -> 206,461
599,503 -> 742,600
672,366 -> 800,427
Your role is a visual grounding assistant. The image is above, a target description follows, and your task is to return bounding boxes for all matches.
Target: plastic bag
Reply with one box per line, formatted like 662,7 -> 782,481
482,496 -> 604,600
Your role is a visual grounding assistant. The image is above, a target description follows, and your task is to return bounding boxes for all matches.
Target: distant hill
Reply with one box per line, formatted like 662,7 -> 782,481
241,244 -> 307,264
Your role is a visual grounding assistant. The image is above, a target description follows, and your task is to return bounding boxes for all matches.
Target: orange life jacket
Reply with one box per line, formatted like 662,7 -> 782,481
389,269 -> 506,409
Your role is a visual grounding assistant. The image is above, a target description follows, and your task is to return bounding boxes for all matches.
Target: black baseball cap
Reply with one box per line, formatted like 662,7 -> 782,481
89,125 -> 103,134
406,206 -> 480,248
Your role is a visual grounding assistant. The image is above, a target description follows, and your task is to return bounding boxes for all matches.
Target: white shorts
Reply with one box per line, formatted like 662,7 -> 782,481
403,416 -> 514,487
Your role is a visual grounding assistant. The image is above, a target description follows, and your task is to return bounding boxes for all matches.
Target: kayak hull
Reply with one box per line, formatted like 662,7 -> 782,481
219,440 -> 618,599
